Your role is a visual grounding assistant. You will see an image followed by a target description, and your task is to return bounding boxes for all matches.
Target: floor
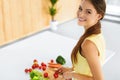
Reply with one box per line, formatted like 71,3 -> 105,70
53,19 -> 120,80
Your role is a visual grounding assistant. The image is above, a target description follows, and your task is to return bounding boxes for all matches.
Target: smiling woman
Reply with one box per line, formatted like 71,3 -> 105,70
57,0 -> 106,80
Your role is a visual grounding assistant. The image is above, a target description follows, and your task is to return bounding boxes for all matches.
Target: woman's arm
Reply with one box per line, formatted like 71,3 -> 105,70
81,39 -> 104,80
63,40 -> 104,80
63,71 -> 93,80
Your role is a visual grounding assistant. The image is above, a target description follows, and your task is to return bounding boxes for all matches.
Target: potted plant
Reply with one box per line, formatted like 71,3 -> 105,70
49,0 -> 59,31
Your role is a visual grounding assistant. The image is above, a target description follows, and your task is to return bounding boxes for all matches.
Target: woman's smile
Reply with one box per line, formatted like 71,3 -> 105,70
78,17 -> 87,22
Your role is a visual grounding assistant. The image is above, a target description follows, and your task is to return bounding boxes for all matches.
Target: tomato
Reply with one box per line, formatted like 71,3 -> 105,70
51,59 -> 54,63
33,59 -> 38,63
32,64 -> 36,69
25,68 -> 29,73
28,68 -> 32,72
44,72 -> 48,78
53,73 -> 58,78
41,62 -> 47,67
34,64 -> 39,68
42,66 -> 46,71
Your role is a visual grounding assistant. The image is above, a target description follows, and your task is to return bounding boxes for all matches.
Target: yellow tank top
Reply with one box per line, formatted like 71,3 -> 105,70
73,33 -> 105,78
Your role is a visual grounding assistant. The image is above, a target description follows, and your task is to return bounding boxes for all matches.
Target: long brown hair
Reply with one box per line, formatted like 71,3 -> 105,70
71,0 -> 106,63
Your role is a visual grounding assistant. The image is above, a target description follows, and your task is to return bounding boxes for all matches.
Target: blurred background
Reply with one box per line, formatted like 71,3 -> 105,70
0,0 -> 120,46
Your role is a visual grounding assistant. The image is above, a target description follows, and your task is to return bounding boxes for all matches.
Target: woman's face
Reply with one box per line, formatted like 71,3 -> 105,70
77,0 -> 102,29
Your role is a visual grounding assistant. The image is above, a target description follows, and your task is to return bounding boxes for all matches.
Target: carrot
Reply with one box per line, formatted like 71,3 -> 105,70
48,63 -> 62,68
48,62 -> 55,65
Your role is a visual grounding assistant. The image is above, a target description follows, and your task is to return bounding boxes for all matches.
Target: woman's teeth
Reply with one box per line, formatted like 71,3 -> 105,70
78,18 -> 86,21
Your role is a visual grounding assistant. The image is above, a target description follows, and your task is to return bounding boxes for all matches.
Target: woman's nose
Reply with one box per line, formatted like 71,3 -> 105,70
77,10 -> 84,17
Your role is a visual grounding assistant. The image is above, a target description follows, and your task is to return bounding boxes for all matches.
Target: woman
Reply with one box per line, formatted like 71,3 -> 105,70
57,0 -> 106,80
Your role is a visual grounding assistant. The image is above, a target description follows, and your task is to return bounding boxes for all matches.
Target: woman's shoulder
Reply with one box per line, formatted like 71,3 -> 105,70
87,33 -> 102,39
81,38 -> 98,58
86,33 -> 104,42
81,39 -> 94,49
81,34 -> 104,52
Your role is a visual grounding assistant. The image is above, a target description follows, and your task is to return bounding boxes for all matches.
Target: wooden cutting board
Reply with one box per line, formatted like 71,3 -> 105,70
45,68 -> 65,80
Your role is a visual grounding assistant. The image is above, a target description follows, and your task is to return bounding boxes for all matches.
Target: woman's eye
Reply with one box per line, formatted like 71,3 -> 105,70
87,11 -> 91,14
79,7 -> 82,11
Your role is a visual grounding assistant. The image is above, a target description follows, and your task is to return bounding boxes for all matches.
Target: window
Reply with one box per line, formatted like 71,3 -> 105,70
107,0 -> 120,6
104,0 -> 120,23
106,0 -> 120,15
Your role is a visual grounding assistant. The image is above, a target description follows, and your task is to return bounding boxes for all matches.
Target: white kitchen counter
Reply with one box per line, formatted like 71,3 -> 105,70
0,30 -> 115,80
0,31 -> 76,80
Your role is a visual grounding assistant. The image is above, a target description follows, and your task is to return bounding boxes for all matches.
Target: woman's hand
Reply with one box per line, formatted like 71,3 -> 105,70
56,67 -> 73,75
63,71 -> 73,80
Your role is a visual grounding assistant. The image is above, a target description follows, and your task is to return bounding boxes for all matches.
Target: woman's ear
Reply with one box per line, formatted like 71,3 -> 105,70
97,14 -> 102,20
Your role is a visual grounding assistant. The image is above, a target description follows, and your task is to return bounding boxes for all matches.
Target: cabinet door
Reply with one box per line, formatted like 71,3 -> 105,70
0,0 -> 5,45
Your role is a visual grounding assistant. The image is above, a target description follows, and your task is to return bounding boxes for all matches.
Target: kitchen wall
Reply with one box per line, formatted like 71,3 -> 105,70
0,0 -> 80,46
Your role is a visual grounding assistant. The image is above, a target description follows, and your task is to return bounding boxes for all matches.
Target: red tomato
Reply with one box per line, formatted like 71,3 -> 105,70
29,68 -> 32,72
53,73 -> 58,78
51,59 -> 54,63
41,62 -> 46,67
34,64 -> 39,68
25,68 -> 29,73
42,66 -> 46,71
44,72 -> 48,78
32,64 -> 36,69
41,62 -> 45,66
33,59 -> 38,62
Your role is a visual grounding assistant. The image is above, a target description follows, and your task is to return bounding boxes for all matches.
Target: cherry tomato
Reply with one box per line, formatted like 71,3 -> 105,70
25,68 -> 29,73
51,59 -> 54,63
34,64 -> 39,68
33,59 -> 38,62
53,73 -> 58,78
32,64 -> 36,69
41,62 -> 45,66
28,68 -> 32,72
42,66 -> 46,71
44,72 -> 48,78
